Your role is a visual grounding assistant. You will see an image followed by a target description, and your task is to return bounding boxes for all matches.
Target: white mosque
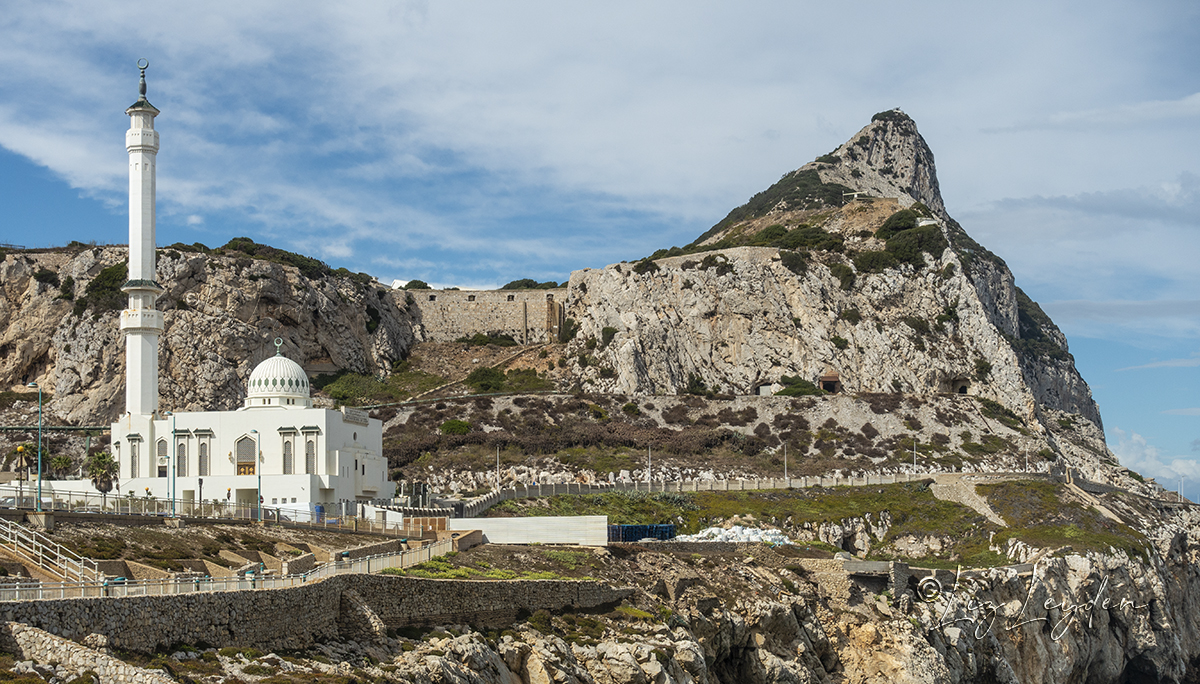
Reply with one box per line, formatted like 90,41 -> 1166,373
104,62 -> 388,510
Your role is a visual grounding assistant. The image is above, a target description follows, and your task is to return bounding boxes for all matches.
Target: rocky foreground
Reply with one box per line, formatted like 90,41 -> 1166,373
26,531 -> 1187,684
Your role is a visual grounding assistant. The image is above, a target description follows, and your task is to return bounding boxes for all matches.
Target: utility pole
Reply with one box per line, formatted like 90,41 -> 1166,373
647,446 -> 651,485
496,445 -> 500,492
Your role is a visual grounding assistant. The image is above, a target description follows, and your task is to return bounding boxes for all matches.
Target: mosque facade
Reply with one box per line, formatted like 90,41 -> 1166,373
105,63 -> 388,508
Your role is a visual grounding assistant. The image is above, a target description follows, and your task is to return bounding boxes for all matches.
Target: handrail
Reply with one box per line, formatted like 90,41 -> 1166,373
0,538 -> 453,602
0,516 -> 99,582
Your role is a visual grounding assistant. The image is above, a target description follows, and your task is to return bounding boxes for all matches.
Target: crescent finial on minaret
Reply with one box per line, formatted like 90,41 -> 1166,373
137,58 -> 149,100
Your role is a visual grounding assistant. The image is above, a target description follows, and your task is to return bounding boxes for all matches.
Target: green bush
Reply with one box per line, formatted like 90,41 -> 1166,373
33,268 -> 60,287
700,253 -> 733,276
403,279 -> 431,290
74,262 -> 127,316
839,307 -> 862,324
885,225 -> 947,268
974,359 -> 992,382
871,110 -> 912,124
220,237 -> 331,280
558,318 -> 579,343
779,250 -> 808,275
686,373 -> 708,396
831,336 -> 849,350
633,259 -> 660,274
779,225 -> 844,252
502,278 -> 558,289
465,367 -> 505,392
439,419 -> 471,435
622,402 -> 641,416
815,154 -> 840,164
57,275 -> 75,301
875,209 -> 919,240
902,316 -> 930,335
853,250 -> 898,273
829,263 -> 855,290
601,327 -> 618,348
752,224 -> 789,244
775,376 -> 825,396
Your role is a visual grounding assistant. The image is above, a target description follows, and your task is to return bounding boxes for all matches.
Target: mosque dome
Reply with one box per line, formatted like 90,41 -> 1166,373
244,340 -> 312,409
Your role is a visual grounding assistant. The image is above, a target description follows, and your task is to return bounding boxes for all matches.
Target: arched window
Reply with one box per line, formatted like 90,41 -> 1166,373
199,442 -> 209,476
236,436 -> 256,476
305,440 -> 315,475
129,441 -> 138,478
156,439 -> 168,478
176,442 -> 187,477
283,441 -> 294,475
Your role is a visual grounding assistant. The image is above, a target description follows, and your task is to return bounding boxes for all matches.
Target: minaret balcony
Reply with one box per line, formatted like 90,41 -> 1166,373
121,279 -> 164,294
119,309 -> 164,333
125,128 -> 159,151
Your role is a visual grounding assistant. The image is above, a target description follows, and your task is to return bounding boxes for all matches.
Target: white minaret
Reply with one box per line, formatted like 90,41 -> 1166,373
120,59 -> 164,416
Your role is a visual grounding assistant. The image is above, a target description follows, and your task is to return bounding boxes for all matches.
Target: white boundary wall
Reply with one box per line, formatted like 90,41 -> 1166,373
447,515 -> 607,546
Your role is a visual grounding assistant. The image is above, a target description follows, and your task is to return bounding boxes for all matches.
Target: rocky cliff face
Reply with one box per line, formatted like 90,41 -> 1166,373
163,533 -> 1200,684
0,246 -> 416,424
562,110 -> 1103,469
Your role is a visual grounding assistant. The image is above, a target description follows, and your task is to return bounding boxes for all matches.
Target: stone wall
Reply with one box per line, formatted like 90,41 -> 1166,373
0,622 -> 175,684
0,574 -> 632,653
411,289 -> 566,344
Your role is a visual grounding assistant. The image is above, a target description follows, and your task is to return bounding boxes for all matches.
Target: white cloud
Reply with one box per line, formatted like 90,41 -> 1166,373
986,92 -> 1200,132
1117,351 -> 1200,371
1109,427 -> 1200,483
185,215 -> 204,226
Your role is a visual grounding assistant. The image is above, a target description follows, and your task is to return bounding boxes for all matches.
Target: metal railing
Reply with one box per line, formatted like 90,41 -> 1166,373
0,484 -> 435,537
0,538 -> 452,602
0,516 -> 99,582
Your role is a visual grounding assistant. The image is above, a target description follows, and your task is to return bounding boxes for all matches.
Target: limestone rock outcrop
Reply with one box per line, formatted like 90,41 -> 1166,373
561,110 -> 1103,472
0,246 -> 416,424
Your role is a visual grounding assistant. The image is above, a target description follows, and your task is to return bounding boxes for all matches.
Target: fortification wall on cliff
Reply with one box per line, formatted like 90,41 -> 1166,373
0,574 -> 631,653
408,288 -> 566,343
410,289 -> 566,344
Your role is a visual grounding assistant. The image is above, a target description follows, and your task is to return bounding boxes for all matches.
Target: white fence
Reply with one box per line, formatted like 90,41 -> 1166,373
457,473 -> 950,518
0,538 -> 452,602
0,484 -> 434,537
446,515 -> 607,546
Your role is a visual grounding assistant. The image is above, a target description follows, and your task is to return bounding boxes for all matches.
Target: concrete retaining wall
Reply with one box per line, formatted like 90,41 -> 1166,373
446,516 -> 608,546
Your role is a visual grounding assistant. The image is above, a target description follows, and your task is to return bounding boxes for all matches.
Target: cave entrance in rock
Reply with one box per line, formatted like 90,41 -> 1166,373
820,371 -> 842,393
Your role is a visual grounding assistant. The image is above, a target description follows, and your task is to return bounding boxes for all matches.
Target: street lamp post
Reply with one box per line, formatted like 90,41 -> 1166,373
26,383 -> 41,512
164,411 -> 175,517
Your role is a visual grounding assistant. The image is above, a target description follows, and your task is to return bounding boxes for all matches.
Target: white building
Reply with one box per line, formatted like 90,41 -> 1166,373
102,62 -> 387,508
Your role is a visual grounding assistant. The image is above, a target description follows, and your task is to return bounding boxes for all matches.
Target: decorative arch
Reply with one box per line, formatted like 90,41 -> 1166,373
235,435 -> 256,476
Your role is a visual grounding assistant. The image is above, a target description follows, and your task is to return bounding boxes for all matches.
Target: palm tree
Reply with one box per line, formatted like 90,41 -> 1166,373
85,451 -> 118,510
50,454 -> 72,479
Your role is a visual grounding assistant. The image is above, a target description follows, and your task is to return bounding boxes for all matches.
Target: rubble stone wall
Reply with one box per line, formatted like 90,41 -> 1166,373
0,575 -> 632,653
411,290 -> 565,344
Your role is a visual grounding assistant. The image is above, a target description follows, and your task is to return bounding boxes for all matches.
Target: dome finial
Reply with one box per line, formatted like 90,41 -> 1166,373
274,337 -> 283,356
137,59 -> 149,101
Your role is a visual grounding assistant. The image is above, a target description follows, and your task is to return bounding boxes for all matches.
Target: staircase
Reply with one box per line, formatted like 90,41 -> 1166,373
0,517 -> 100,583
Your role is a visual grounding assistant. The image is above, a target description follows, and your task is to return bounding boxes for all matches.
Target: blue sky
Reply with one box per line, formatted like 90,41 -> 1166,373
1,1 -> 1197,489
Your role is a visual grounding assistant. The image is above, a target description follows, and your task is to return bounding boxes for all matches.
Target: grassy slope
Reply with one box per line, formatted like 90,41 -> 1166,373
487,480 -> 1148,569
